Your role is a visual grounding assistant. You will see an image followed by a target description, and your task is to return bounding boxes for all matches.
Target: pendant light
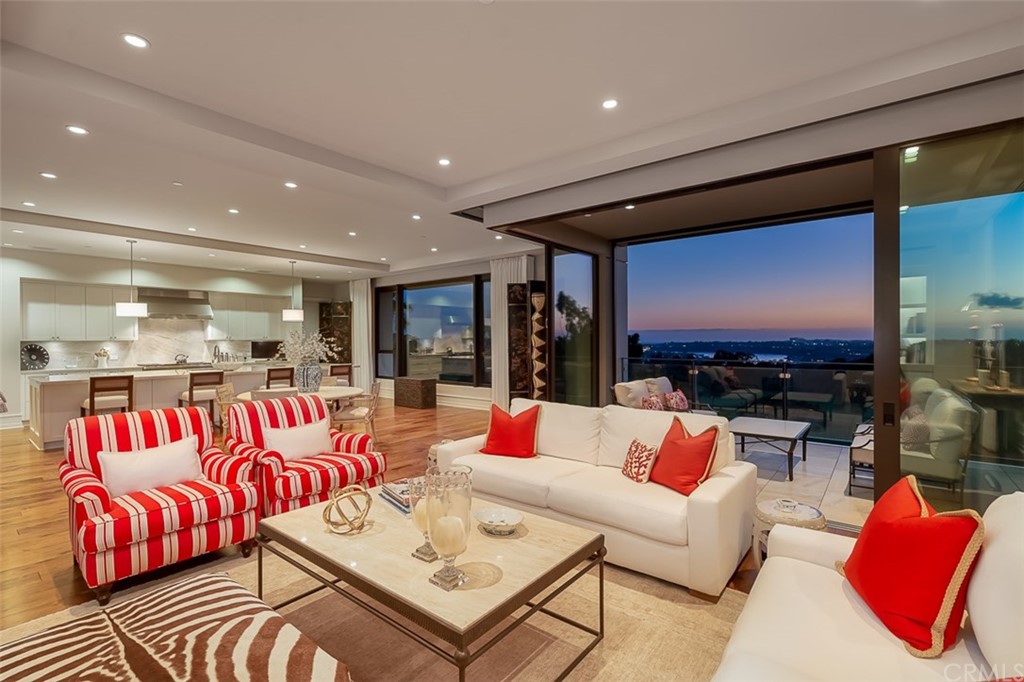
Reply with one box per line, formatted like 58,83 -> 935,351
282,260 -> 304,322
115,239 -> 148,317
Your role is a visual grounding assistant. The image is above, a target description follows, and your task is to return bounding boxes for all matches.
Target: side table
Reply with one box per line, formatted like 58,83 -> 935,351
427,439 -> 453,469
752,499 -> 826,568
394,377 -> 437,408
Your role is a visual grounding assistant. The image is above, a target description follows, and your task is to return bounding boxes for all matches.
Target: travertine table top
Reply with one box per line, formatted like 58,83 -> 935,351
259,496 -> 603,635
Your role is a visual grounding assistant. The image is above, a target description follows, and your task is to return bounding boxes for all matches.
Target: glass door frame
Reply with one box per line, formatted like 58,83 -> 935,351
545,244 -> 600,406
872,118 -> 1024,501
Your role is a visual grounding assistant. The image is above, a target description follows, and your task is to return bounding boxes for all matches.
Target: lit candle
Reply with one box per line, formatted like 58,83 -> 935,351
431,515 -> 467,556
412,498 -> 429,533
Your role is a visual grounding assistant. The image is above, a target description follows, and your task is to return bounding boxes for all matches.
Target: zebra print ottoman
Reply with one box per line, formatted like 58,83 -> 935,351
0,573 -> 349,681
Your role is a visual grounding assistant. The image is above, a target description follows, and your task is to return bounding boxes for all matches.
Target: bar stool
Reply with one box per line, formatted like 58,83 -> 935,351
265,367 -> 295,388
178,370 -> 224,416
329,364 -> 352,386
81,375 -> 135,417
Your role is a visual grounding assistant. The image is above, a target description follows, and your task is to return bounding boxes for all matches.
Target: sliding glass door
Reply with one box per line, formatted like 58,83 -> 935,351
896,122 -> 1023,514
551,248 -> 596,405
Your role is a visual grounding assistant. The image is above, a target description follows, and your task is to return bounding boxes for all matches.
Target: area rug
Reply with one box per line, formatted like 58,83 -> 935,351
1,551 -> 745,681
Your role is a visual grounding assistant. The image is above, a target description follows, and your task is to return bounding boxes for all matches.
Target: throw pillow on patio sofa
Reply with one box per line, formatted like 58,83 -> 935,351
641,395 -> 665,411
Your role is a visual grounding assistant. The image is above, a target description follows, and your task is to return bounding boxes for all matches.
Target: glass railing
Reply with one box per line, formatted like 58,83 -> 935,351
618,357 -> 875,443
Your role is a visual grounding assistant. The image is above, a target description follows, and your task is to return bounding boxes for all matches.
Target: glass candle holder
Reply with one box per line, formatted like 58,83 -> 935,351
426,464 -> 473,591
408,477 -> 438,562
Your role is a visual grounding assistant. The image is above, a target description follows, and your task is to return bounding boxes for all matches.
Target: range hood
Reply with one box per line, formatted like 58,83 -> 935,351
137,288 -> 214,320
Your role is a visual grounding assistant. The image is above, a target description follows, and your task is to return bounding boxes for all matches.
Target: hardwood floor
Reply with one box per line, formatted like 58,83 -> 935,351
0,400 -> 765,631
0,400 -> 489,629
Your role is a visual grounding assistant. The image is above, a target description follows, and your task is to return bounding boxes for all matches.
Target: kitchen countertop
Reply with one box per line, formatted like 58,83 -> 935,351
28,365 -> 276,384
22,361 -> 295,378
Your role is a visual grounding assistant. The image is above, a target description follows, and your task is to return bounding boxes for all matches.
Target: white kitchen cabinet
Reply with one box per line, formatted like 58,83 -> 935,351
267,296 -> 285,340
245,296 -> 270,340
85,286 -> 139,341
207,292 -> 231,340
21,281 -> 56,340
21,282 -> 86,340
226,293 -> 247,340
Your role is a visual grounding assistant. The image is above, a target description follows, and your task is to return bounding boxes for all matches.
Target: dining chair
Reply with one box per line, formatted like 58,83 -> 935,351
215,382 -> 238,434
178,370 -> 225,415
332,380 -> 381,442
328,364 -> 352,387
252,388 -> 298,401
81,375 -> 135,417
265,367 -> 295,388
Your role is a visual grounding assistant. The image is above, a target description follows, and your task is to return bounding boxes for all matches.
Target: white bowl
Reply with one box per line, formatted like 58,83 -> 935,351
474,508 -> 523,536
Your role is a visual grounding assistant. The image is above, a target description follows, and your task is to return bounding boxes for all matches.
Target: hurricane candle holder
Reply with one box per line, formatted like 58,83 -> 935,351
426,465 -> 473,591
408,477 -> 438,562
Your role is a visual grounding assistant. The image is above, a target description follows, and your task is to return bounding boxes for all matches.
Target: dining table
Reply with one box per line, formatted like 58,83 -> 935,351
236,385 -> 364,402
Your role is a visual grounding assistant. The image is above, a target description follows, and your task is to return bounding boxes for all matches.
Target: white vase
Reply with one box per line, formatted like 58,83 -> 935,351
96,357 -> 108,369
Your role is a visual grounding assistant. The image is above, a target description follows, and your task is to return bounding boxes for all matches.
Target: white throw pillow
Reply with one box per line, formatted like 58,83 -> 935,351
98,435 -> 203,498
264,418 -> 333,462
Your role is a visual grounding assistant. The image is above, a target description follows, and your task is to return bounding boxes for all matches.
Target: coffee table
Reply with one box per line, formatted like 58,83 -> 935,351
729,416 -> 811,481
258,496 -> 605,681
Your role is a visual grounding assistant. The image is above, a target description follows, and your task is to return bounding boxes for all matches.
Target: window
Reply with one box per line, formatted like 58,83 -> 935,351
552,249 -> 596,405
374,276 -> 491,386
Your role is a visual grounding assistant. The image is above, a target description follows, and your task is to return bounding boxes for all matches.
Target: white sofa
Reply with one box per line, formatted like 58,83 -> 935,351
437,398 -> 757,595
713,492 -> 1024,681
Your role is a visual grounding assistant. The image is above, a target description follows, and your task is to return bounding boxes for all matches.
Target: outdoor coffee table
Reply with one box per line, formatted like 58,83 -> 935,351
258,496 -> 605,681
729,416 -> 811,481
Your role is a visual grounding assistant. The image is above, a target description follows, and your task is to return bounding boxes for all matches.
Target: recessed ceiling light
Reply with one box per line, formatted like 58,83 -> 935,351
122,33 -> 150,48
187,227 -> 197,232
438,158 -> 451,166
584,213 -> 592,217
284,181 -> 298,189
299,244 -> 307,249
21,202 -> 35,207
602,99 -> 619,110
899,205 -> 910,213
315,275 -> 321,279
624,204 -> 635,210
12,229 -> 25,234
228,208 -> 239,214
904,146 -> 920,157
380,257 -> 387,261
65,125 -> 89,135
431,247 -> 438,252
2,243 -> 13,247
138,256 -> 148,261
208,253 -> 216,257
39,172 -> 58,180
495,235 -> 503,240
348,231 -> 357,237
412,214 -> 422,220
171,180 -> 184,187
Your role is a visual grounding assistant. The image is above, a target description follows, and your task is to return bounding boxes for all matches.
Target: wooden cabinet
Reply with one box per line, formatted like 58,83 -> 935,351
85,286 -> 138,341
21,282 -> 86,340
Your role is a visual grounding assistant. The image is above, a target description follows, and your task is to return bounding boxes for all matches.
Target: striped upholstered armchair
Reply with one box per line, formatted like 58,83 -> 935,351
226,394 -> 387,517
59,407 -> 259,604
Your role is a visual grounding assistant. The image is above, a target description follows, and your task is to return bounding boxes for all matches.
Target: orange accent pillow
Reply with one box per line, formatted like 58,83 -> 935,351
480,404 -> 540,458
648,418 -> 719,496
836,476 -> 984,658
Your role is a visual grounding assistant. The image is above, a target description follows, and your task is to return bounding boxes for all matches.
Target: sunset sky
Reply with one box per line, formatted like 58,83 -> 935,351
627,213 -> 874,339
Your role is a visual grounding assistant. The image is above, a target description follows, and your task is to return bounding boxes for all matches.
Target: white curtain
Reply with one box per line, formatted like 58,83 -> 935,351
490,255 -> 529,409
350,278 -> 374,392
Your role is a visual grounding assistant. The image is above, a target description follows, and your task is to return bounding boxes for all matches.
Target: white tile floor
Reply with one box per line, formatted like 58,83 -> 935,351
736,438 -> 874,527
738,436 -> 1024,528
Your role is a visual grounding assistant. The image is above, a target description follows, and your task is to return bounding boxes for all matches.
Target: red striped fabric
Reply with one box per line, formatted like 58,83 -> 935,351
78,480 -> 259,552
227,395 -> 387,516
65,407 -> 213,475
270,474 -> 385,516
76,511 -> 257,588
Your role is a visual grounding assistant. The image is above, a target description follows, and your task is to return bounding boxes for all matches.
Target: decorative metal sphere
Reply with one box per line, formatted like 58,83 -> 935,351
322,484 -> 373,534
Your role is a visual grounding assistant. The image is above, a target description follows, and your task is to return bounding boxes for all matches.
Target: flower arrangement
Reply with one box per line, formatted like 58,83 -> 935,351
277,330 -> 340,363
94,348 -> 109,359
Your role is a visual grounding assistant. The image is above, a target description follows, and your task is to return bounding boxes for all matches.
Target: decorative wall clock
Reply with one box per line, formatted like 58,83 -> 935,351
21,344 -> 50,371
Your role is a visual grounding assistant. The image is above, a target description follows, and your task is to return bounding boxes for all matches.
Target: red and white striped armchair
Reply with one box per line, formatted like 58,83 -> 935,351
226,394 -> 387,517
60,407 -> 259,604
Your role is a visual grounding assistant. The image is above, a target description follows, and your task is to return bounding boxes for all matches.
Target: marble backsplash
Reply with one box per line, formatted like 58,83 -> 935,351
21,319 -> 253,370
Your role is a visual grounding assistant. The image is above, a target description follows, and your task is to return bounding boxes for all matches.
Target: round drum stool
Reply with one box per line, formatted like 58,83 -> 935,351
752,498 -> 826,568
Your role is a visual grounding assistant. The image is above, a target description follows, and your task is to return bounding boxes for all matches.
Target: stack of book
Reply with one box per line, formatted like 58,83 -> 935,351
379,478 -> 412,516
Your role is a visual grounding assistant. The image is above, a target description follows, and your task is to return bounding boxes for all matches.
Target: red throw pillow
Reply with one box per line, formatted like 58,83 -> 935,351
837,476 -> 984,658
648,418 -> 719,496
480,404 -> 540,458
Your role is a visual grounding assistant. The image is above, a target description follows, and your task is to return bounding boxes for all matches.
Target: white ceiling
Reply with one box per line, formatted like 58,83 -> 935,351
2,1 -> 1021,281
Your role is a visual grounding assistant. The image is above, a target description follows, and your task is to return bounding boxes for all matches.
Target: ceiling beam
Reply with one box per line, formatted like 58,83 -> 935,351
2,209 -> 390,272
1,41 -> 445,203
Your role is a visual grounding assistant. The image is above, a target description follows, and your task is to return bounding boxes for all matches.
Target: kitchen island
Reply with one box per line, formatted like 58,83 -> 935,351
27,365 -> 273,450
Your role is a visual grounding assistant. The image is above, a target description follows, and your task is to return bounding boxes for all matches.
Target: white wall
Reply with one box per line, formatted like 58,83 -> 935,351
1,248 -> 303,424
